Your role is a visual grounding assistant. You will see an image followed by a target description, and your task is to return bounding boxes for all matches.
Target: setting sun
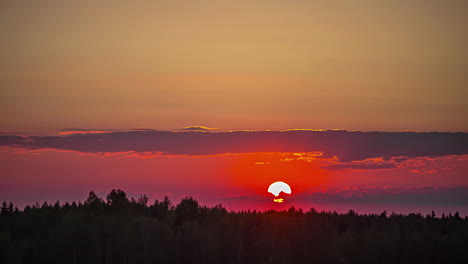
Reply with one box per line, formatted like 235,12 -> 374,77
268,181 -> 292,203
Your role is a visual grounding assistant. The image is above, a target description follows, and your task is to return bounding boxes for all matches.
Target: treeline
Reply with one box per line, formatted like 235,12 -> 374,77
1,189 -> 467,264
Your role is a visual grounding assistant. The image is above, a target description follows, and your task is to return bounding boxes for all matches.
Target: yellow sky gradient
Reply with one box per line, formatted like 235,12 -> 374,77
1,0 -> 467,133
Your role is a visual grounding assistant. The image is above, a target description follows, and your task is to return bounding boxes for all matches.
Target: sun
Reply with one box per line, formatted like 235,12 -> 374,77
268,181 -> 292,203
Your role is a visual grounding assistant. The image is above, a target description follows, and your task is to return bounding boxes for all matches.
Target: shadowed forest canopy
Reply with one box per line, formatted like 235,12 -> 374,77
1,189 -> 467,264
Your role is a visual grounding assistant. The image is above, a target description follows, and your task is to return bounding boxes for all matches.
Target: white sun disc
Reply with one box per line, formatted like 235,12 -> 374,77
268,181 -> 292,196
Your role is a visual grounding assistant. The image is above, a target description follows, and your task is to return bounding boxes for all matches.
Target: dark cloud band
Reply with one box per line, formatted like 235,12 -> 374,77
1,130 -> 467,161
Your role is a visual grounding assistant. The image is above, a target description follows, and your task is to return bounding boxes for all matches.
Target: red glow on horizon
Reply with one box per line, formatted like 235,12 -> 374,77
228,152 -> 330,198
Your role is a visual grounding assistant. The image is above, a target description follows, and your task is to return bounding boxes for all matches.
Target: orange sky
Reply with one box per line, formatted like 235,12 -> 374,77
1,0 -> 467,133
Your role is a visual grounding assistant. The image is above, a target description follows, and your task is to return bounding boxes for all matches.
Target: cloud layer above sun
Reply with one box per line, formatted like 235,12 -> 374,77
1,130 -> 467,162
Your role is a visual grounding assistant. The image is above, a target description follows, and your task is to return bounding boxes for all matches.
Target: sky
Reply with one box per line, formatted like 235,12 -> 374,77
0,1 -> 467,214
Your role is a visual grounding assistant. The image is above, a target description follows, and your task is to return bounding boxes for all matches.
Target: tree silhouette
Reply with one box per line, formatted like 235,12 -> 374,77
1,201 -> 8,216
1,190 -> 467,264
150,196 -> 172,220
106,189 -> 129,210
175,197 -> 201,226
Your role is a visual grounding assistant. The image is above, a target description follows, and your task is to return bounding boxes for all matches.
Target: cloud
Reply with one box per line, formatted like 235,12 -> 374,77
58,130 -> 114,136
0,130 -> 467,161
58,128 -> 154,136
322,163 -> 397,171
180,126 -> 219,131
0,135 -> 27,145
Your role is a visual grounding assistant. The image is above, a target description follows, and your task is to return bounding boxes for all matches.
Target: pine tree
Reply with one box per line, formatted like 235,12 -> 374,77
8,202 -> 14,214
1,201 -> 8,216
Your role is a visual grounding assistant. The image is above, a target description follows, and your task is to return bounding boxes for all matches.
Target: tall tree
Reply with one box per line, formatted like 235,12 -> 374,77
1,201 -> 8,216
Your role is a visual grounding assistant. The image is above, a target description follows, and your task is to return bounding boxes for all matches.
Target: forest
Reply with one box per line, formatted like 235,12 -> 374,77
1,189 -> 467,264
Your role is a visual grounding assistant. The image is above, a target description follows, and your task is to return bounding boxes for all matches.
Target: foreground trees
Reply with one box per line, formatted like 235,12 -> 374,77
1,189 -> 467,264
